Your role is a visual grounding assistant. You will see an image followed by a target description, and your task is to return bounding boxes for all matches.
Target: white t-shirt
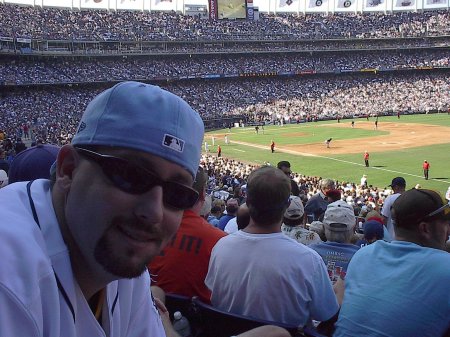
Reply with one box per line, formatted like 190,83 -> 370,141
381,193 -> 401,238
224,217 -> 238,234
0,180 -> 165,337
205,231 -> 338,327
360,176 -> 367,187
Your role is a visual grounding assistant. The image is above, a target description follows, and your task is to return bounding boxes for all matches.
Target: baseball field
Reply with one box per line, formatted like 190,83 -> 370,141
204,113 -> 450,194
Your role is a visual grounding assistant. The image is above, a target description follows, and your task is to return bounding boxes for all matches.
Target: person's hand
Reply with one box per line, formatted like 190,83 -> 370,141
154,298 -> 170,323
154,298 -> 181,337
333,276 -> 345,306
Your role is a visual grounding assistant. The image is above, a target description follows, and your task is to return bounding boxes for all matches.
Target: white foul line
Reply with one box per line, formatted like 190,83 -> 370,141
230,140 -> 450,185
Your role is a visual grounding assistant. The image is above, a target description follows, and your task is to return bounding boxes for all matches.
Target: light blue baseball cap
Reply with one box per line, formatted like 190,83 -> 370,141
72,81 -> 204,178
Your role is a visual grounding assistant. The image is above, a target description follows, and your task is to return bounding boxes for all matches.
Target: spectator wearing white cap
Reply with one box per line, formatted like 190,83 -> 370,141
309,200 -> 360,284
281,196 -> 322,246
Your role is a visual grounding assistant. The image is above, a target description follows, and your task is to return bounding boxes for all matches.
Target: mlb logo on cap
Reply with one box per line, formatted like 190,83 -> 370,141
71,81 -> 204,178
163,134 -> 184,152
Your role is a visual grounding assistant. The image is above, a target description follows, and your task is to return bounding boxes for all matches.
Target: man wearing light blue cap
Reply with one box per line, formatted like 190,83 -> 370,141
0,82 -> 204,337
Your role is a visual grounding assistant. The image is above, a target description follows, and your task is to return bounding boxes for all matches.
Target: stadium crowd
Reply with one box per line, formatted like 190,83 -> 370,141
1,3 -> 449,41
201,154 -> 388,210
1,130 -> 449,335
0,3 -> 449,335
1,49 -> 449,85
1,73 -> 449,146
0,74 -> 449,336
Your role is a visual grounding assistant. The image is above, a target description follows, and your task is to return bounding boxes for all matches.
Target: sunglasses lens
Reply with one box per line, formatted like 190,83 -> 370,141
104,159 -> 198,209
77,147 -> 198,210
163,182 -> 199,210
105,161 -> 150,194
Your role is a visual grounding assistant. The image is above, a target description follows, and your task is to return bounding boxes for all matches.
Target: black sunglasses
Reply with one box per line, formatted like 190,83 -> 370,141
423,200 -> 450,219
414,189 -> 450,223
75,147 -> 199,210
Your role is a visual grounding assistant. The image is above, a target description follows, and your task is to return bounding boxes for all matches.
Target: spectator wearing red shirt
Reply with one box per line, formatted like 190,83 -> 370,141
423,160 -> 430,180
149,167 -> 226,303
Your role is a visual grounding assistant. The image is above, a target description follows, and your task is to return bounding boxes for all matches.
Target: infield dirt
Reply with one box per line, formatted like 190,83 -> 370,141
217,121 -> 450,156
286,121 -> 450,155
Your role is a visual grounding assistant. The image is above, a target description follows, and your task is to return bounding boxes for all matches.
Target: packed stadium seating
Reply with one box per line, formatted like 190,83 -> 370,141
1,6 -> 450,337
0,3 -> 449,148
1,4 -> 449,41
1,49 -> 449,85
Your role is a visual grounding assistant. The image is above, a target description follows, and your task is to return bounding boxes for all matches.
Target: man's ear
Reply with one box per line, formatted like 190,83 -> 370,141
417,220 -> 433,242
55,145 -> 79,191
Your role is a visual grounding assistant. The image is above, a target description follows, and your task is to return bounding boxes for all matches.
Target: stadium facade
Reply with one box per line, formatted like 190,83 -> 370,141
2,0 -> 449,14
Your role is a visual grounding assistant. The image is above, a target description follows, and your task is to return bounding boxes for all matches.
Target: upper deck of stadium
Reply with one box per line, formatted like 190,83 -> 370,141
0,1 -> 449,43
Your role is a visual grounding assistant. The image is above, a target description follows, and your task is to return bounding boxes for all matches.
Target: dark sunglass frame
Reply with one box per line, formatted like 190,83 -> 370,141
75,147 -> 198,210
424,200 -> 450,218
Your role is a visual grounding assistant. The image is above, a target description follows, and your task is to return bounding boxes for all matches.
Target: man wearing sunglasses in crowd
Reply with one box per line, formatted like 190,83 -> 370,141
335,188 -> 450,337
0,82 -> 294,337
0,82 -> 205,337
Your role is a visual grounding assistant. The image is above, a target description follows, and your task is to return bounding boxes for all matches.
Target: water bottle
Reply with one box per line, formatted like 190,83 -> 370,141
172,311 -> 191,337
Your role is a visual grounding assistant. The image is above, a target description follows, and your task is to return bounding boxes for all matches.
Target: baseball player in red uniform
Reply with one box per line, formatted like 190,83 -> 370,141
423,160 -> 430,180
364,151 -> 370,167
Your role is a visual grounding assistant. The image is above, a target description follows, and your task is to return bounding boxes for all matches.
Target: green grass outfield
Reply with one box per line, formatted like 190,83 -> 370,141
205,114 -> 450,195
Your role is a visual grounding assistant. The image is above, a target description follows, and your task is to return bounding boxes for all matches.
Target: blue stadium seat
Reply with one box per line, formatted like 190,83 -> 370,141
164,293 -> 196,321
190,296 -> 326,337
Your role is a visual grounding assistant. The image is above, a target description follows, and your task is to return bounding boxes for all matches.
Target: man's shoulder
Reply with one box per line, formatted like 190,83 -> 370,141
384,193 -> 401,203
381,193 -> 400,215
211,231 -> 239,250
417,245 -> 450,267
308,241 -> 324,249
0,182 -> 44,241
352,239 -> 381,255
180,213 -> 226,240
305,193 -> 320,206
200,219 -> 227,239
355,241 -> 450,277
0,183 -> 55,302
219,214 -> 232,221
324,242 -> 361,256
218,214 -> 233,224
308,193 -> 321,201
